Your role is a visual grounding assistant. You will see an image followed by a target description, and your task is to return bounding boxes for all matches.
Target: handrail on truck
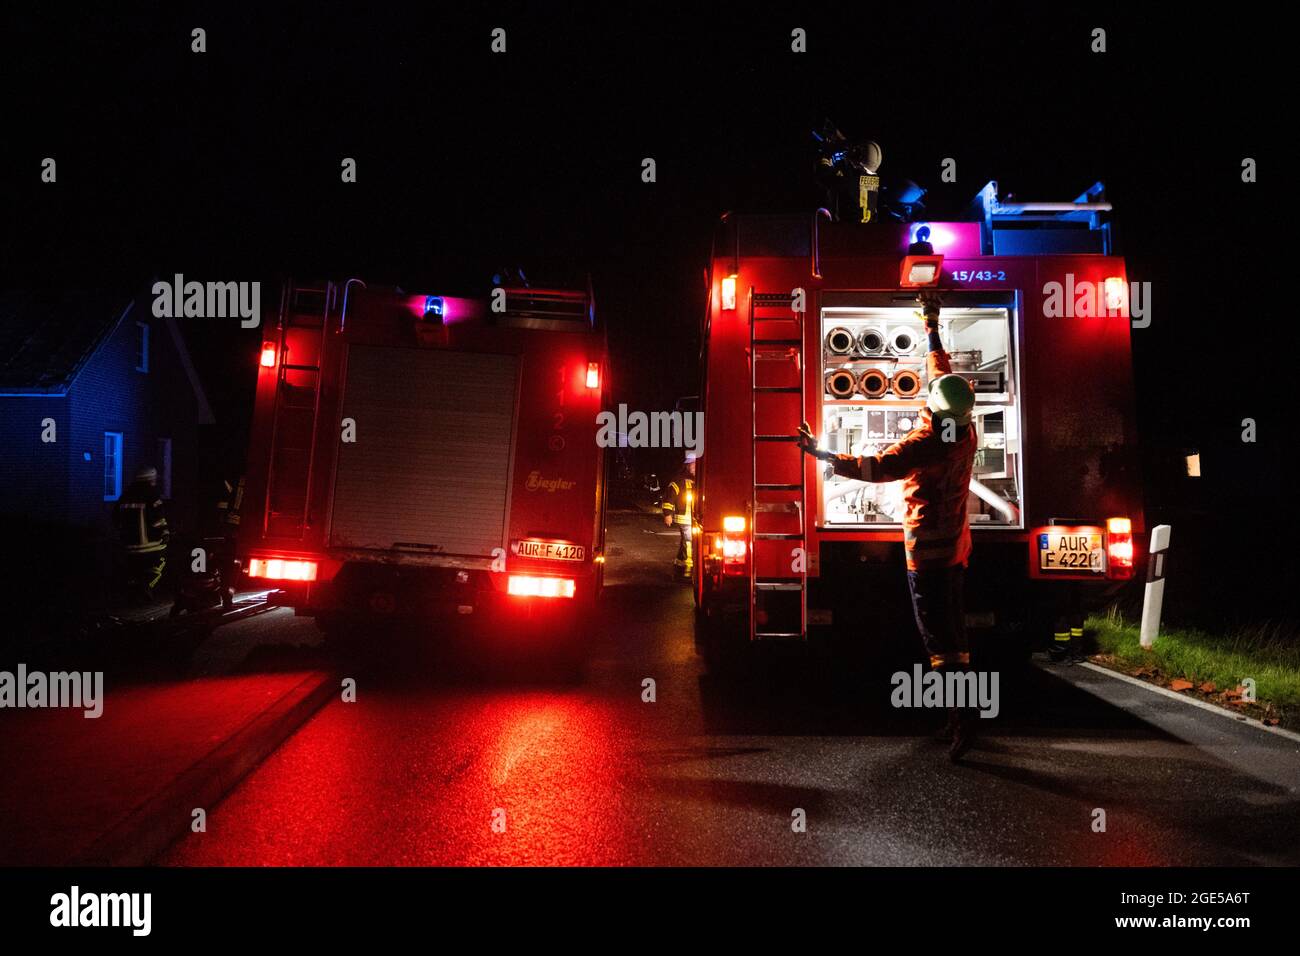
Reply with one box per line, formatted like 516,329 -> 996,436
811,207 -> 831,279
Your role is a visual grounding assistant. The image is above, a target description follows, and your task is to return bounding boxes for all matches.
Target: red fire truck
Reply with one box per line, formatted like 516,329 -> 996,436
238,279 -> 608,661
693,181 -> 1144,668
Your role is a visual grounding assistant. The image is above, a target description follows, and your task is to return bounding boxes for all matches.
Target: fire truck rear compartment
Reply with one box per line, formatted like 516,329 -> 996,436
818,303 -> 1021,529
328,345 -> 520,559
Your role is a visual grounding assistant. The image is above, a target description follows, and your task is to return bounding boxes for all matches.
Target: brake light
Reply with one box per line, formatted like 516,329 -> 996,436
586,361 -> 600,389
1107,517 -> 1134,577
248,558 -> 317,581
260,344 -> 278,368
507,575 -> 576,598
721,275 -> 737,311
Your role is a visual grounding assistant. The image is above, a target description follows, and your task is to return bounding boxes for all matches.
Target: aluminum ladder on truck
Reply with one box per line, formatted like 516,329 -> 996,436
263,281 -> 334,539
749,290 -> 808,641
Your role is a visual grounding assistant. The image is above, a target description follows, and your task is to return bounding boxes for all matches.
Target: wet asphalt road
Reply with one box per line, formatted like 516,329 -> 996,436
164,512 -> 1300,866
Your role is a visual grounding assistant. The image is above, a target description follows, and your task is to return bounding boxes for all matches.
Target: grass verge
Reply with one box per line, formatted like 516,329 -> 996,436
1087,609 -> 1300,730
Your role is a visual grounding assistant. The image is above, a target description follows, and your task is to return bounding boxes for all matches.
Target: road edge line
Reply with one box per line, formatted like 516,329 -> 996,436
1060,660 -> 1300,744
68,670 -> 337,866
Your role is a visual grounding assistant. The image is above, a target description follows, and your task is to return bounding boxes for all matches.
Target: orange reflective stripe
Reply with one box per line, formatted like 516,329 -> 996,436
930,652 -> 970,668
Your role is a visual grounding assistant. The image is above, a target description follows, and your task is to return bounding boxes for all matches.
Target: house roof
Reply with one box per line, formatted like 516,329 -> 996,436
0,287 -> 216,424
0,289 -> 125,394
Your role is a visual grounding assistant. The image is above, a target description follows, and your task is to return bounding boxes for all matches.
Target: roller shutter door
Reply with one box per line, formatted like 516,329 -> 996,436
329,346 -> 519,557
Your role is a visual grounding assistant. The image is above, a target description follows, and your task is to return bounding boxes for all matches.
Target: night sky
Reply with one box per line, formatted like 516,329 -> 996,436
4,4 -> 1290,624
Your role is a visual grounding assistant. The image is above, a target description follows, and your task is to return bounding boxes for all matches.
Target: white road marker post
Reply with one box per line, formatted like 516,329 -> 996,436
1139,524 -> 1172,649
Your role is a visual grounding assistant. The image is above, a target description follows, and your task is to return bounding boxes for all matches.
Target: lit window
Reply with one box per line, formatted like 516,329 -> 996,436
103,432 -> 123,501
135,321 -> 149,373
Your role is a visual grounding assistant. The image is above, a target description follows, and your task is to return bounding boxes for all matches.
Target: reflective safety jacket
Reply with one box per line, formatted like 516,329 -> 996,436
113,481 -> 170,554
829,346 -> 977,570
661,476 -> 694,527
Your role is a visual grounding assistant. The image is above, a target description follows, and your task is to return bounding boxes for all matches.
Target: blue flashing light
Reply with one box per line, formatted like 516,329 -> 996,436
423,295 -> 445,318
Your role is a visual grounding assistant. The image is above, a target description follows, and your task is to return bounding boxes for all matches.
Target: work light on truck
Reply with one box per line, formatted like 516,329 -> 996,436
1106,517 -> 1134,577
248,558 -> 318,582
899,255 -> 944,288
507,575 -> 577,598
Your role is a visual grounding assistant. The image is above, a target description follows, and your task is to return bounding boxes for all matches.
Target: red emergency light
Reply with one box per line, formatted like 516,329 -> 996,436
260,343 -> 278,368
507,575 -> 576,598
586,361 -> 600,389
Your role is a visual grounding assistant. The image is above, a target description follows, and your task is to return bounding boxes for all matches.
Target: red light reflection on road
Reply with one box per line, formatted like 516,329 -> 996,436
164,688 -> 645,866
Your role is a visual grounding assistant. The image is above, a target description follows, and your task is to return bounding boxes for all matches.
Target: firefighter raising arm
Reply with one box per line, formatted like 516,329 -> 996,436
797,293 -> 956,482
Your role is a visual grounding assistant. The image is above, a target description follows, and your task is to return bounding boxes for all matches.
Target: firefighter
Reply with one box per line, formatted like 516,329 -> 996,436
215,476 -> 244,530
798,295 -> 980,760
211,476 -> 246,606
661,459 -> 695,579
113,465 -> 170,603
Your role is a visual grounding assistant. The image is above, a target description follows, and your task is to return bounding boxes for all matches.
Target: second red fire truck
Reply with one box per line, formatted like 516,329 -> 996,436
237,279 -> 608,664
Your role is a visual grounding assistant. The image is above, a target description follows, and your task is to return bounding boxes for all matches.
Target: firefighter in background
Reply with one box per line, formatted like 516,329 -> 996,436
661,459 -> 695,579
212,476 -> 245,605
798,295 -> 980,761
216,476 -> 244,531
113,465 -> 170,603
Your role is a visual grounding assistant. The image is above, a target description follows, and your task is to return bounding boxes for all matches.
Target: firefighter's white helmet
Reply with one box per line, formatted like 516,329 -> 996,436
926,374 -> 975,426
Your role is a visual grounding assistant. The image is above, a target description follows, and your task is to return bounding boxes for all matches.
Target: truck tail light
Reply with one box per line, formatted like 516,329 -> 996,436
1103,276 -> 1126,313
716,515 -> 747,574
721,275 -> 737,311
507,575 -> 576,598
586,361 -> 600,389
248,557 -> 317,581
1106,517 -> 1134,578
260,344 -> 278,368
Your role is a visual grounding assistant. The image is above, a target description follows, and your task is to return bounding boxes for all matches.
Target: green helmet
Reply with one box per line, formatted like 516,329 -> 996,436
927,373 -> 975,426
